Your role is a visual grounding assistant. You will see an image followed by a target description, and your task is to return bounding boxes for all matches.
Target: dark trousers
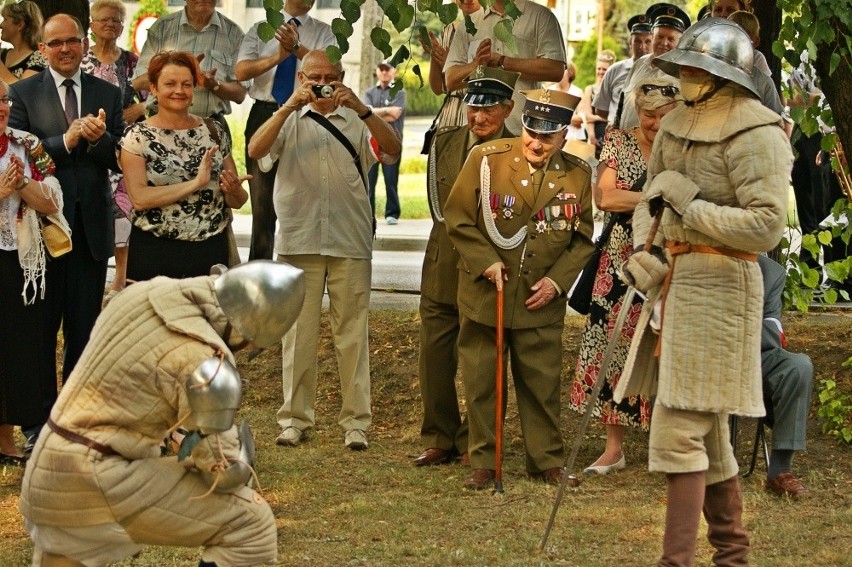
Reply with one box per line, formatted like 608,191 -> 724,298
49,205 -> 108,382
368,161 -> 401,219
791,128 -> 825,237
245,101 -> 280,260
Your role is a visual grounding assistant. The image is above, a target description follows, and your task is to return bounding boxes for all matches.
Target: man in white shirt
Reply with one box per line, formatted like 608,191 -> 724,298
236,0 -> 335,260
443,0 -> 566,133
247,50 -> 401,452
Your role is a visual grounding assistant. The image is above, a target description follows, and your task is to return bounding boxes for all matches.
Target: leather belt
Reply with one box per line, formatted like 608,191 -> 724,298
666,241 -> 758,262
253,100 -> 280,109
48,418 -> 117,456
654,242 -> 758,357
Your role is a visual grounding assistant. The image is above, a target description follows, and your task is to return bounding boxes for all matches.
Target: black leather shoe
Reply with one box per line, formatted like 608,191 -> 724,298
413,448 -> 453,466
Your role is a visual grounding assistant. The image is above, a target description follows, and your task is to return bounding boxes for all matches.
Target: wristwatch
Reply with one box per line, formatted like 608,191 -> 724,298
291,40 -> 302,53
212,80 -> 221,92
17,176 -> 29,190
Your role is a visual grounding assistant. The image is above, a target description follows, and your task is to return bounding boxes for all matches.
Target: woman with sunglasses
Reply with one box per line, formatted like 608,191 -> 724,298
569,79 -> 681,475
0,1 -> 46,85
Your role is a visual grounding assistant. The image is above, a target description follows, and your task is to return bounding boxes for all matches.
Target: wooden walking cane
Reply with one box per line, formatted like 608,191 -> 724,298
494,267 -> 506,493
539,205 -> 666,550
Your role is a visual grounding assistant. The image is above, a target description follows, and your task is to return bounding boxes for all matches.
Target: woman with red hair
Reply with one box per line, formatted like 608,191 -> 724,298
119,51 -> 248,280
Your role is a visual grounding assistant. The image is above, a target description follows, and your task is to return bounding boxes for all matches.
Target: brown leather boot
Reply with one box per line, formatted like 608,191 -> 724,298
658,471 -> 705,567
703,476 -> 750,566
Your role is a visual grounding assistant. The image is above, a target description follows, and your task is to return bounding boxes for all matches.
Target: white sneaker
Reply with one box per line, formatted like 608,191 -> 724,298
385,217 -> 398,225
276,426 -> 304,447
344,429 -> 368,451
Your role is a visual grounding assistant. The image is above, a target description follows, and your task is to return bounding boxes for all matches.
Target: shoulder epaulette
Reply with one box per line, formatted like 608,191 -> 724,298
477,139 -> 514,156
560,151 -> 593,176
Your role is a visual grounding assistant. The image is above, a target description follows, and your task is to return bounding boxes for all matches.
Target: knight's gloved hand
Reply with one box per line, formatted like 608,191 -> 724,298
622,246 -> 670,293
645,170 -> 700,216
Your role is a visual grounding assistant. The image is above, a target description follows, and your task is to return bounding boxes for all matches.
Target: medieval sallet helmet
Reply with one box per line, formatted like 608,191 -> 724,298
214,260 -> 306,348
652,17 -> 759,97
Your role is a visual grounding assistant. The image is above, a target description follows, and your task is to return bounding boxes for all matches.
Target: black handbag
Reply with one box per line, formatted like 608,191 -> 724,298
568,171 -> 647,315
568,214 -> 620,315
420,94 -> 453,155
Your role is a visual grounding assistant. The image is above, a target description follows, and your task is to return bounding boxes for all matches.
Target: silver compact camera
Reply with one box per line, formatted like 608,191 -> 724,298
311,84 -> 335,98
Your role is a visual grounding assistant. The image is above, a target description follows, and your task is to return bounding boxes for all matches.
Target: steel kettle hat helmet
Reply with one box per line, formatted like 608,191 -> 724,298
653,17 -> 759,97
214,260 -> 306,348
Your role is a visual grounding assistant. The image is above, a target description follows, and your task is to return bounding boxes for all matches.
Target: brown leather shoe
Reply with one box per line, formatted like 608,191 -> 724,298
530,467 -> 581,487
766,472 -> 810,499
464,468 -> 495,490
413,448 -> 452,467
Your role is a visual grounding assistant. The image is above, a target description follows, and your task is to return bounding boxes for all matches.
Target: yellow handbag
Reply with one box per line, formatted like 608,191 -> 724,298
40,213 -> 73,257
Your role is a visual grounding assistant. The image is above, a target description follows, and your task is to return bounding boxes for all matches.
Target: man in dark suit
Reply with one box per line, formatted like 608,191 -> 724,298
414,66 -> 518,468
9,14 -> 124,446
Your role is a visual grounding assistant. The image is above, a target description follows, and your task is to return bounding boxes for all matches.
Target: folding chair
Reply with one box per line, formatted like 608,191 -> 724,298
729,415 -> 769,478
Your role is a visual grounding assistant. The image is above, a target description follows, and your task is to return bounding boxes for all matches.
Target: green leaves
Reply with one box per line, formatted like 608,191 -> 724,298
340,0 -> 362,23
332,17 -> 354,39
437,2 -> 459,26
371,27 -> 393,59
257,22 -> 276,42
258,0 -> 285,42
493,19 -> 518,55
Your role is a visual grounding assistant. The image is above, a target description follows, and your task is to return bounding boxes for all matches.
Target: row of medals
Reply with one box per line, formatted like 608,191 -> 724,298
490,194 -> 581,234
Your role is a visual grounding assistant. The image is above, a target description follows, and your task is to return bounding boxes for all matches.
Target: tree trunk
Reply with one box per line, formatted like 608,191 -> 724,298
753,0 -> 782,91
811,8 -> 852,158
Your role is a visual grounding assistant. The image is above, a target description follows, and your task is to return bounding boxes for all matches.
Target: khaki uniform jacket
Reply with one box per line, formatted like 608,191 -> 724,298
421,124 -> 514,305
444,139 -> 595,329
617,87 -> 792,416
20,277 -> 243,527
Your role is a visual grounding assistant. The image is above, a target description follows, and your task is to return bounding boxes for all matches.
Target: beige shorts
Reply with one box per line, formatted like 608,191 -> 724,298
648,403 -> 738,485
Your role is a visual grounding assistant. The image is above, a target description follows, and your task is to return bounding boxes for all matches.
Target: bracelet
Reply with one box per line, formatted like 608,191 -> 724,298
358,108 -> 373,120
497,55 -> 506,69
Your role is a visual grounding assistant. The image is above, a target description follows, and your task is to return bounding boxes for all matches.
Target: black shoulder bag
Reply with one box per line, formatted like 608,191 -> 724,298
306,111 -> 377,237
568,170 -> 647,315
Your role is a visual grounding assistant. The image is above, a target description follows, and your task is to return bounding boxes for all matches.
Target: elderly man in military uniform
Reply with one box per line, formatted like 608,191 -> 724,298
414,66 -> 519,468
444,90 -> 595,490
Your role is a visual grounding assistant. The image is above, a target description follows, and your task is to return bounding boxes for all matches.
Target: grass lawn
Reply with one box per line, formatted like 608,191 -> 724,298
1,313 -> 850,566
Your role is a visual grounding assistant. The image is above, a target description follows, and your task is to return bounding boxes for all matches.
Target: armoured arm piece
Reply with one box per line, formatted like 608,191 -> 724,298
185,356 -> 242,435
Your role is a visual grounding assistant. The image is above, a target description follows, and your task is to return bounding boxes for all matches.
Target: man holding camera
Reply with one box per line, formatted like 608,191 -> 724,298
248,50 -> 401,451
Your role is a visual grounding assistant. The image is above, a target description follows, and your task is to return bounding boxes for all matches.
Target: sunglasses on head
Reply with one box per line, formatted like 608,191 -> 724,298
641,84 -> 679,97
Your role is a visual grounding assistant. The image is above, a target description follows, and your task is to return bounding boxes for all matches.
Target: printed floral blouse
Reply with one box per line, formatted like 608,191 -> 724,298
119,120 -> 231,241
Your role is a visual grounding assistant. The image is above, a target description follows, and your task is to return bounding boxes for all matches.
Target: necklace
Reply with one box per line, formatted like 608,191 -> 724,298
0,135 -> 8,158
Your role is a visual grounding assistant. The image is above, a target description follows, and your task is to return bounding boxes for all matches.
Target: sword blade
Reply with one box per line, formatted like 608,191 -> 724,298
540,286 -> 639,550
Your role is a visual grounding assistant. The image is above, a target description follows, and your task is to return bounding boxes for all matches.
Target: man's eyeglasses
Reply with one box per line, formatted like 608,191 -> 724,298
44,38 -> 84,49
0,97 -> 12,106
641,84 -> 680,97
92,17 -> 123,25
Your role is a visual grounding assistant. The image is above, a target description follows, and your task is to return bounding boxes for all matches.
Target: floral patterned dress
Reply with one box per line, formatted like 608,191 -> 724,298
570,128 -> 651,429
81,48 -> 143,225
